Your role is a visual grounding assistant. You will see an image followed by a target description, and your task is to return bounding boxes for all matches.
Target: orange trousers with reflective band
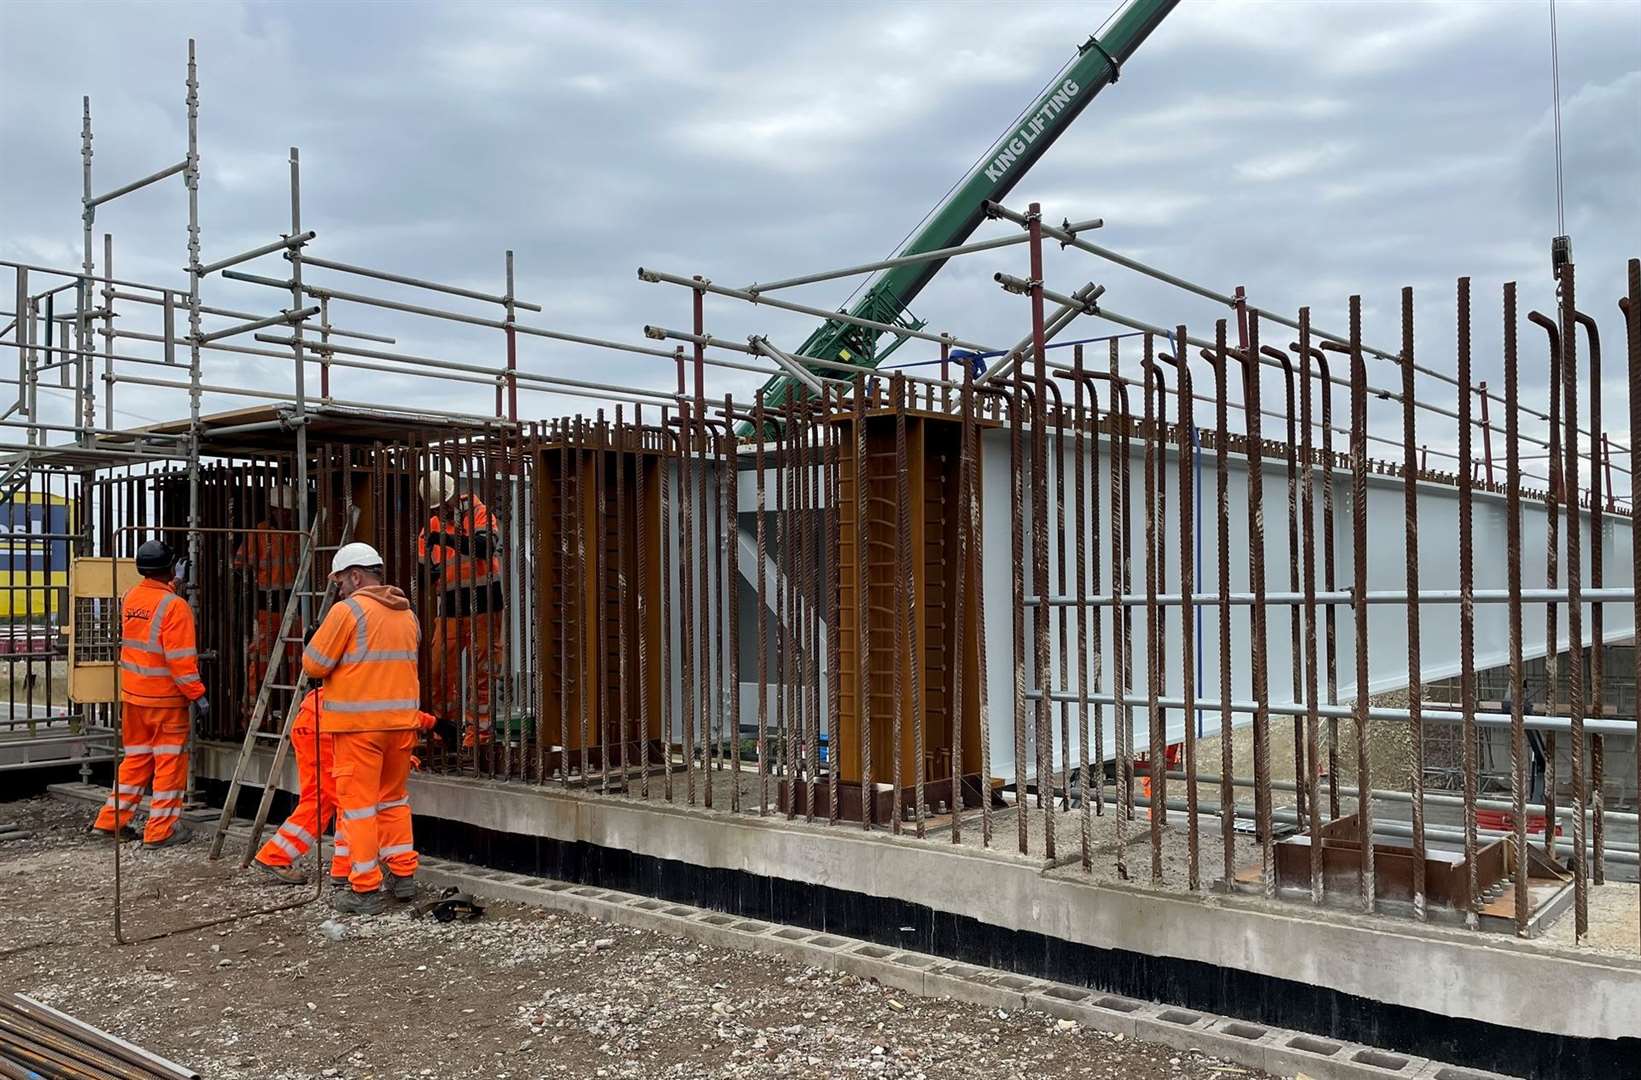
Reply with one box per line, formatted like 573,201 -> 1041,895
94,704 -> 189,843
429,612 -> 501,739
332,729 -> 417,893
254,729 -> 346,879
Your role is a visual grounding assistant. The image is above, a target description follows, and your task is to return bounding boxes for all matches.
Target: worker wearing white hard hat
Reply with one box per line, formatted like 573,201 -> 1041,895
232,485 -> 301,715
301,539 -> 423,914
417,470 -> 504,750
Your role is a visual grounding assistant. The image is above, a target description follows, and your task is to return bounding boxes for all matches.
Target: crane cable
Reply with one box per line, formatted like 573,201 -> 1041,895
1549,0 -> 1566,237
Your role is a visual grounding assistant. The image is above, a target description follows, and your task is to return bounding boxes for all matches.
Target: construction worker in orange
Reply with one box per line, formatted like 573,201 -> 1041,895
250,689 -> 346,886
93,539 -> 208,848
252,688 -> 437,887
232,485 -> 299,712
302,541 -> 421,915
418,472 -> 502,748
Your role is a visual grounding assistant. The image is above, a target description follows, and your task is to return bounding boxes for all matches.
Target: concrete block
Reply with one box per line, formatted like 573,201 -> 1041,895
835,942 -> 926,995
1025,985 -> 1141,1040
1026,984 -> 1093,1019
1134,1006 -> 1216,1056
1411,1063 -> 1516,1080
916,963 -> 1013,1011
749,926 -> 837,971
926,964 -> 1042,1012
1263,1031 -> 1428,1080
683,911 -> 763,952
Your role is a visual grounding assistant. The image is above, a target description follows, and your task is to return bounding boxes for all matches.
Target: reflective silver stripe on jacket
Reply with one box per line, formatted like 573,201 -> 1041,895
121,661 -> 171,677
165,647 -> 196,660
325,698 -> 419,713
150,593 -> 175,645
343,598 -> 368,660
303,644 -> 338,668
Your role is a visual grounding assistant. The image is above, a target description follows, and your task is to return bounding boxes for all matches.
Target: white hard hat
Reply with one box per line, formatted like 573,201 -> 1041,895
331,541 -> 384,576
270,485 -> 296,510
422,472 -> 456,507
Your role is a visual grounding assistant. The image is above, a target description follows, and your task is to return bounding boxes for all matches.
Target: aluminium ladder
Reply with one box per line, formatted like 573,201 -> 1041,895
207,506 -> 358,862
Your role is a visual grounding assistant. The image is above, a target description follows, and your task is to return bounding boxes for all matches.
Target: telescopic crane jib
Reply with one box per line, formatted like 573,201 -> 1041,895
748,0 -> 1179,424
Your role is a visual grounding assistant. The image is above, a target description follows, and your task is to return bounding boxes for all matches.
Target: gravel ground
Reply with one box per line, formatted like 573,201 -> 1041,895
0,797 -> 1273,1080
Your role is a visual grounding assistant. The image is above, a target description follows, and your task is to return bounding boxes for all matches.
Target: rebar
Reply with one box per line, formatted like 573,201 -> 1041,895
1506,281 -> 1529,938
1558,261 -> 1587,940
1400,287 -> 1427,921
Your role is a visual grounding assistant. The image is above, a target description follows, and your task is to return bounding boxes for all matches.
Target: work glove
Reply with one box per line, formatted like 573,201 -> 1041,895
193,696 -> 211,722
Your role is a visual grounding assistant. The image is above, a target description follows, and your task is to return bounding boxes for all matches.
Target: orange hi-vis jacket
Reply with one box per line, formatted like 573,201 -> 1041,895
119,578 -> 207,707
302,585 -> 421,733
234,521 -> 300,592
418,495 -> 500,590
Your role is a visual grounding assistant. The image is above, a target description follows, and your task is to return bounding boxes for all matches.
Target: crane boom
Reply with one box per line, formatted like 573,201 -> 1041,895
754,0 -> 1179,412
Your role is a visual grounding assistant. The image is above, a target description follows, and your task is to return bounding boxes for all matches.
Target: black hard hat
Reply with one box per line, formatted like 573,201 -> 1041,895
135,540 -> 174,575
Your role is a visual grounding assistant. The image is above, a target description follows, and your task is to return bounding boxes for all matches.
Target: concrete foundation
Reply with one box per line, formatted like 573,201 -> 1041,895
177,739 -> 1640,1078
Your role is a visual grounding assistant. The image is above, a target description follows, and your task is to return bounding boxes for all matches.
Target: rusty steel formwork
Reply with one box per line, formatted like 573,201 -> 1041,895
632,204 -> 1641,951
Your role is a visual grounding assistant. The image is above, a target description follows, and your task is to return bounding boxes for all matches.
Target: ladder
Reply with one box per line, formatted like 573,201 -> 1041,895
206,506 -> 357,862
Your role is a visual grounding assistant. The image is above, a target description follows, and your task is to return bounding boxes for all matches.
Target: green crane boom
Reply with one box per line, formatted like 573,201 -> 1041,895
753,0 -> 1179,415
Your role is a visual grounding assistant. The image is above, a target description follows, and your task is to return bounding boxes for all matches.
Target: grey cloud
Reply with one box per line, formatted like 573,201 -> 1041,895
1,0 -> 1637,475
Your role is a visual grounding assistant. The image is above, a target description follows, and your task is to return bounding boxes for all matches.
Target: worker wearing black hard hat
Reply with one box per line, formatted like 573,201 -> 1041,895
92,538 -> 210,847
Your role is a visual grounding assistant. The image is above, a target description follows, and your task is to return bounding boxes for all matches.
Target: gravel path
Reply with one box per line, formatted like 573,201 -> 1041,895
0,796 -> 1273,1080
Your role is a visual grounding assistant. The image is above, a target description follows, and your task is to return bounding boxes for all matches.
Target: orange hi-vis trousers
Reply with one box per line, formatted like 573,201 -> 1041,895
332,729 -> 417,893
429,611 -> 500,740
254,729 -> 347,879
94,704 -> 189,844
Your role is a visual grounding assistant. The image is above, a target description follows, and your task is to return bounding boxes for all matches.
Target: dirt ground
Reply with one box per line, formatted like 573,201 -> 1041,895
0,797 -> 1272,1080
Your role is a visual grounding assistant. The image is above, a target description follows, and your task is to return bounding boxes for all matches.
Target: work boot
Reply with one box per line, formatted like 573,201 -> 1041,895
88,823 -> 140,843
142,826 -> 191,850
331,888 -> 389,916
382,869 -> 417,901
253,859 -> 308,886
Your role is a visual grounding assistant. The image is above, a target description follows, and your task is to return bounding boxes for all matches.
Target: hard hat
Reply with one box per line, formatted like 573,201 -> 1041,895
135,539 -> 174,575
331,541 -> 384,576
269,485 -> 297,510
422,472 -> 456,507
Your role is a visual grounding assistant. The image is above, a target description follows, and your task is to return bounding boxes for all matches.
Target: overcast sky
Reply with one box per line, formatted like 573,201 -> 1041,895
2,0 -> 1637,486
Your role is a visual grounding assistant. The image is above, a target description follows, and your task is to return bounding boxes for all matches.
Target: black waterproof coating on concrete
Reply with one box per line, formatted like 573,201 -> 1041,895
199,780 -> 1631,1079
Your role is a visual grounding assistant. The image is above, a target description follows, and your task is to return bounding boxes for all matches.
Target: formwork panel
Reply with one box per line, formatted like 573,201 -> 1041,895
828,407 -> 982,822
534,428 -> 665,774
